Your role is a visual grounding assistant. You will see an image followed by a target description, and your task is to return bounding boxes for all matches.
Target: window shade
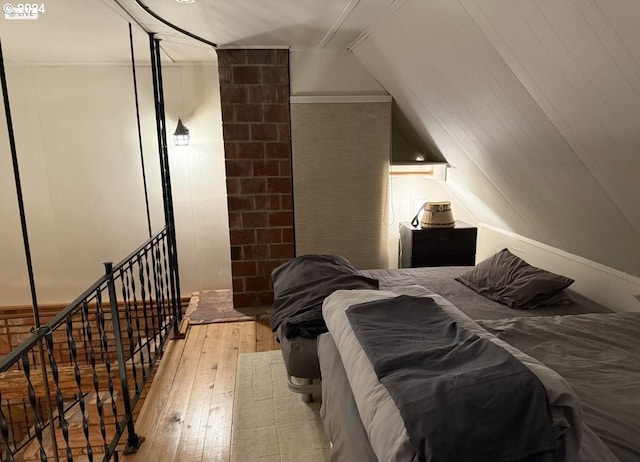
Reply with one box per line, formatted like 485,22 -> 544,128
290,100 -> 391,269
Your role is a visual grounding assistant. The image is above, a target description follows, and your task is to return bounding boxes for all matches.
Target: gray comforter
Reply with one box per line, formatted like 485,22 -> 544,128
346,295 -> 556,462
477,313 -> 640,462
270,254 -> 379,338
322,286 -> 620,462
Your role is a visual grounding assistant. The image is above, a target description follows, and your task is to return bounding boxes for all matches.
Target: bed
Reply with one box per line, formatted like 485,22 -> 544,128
271,252 -> 638,461
270,254 -> 610,402
476,312 -> 640,462
319,287 -> 639,462
271,254 -> 380,401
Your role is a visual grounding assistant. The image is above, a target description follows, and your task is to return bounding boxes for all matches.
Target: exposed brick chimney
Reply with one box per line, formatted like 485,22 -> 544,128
218,49 -> 294,308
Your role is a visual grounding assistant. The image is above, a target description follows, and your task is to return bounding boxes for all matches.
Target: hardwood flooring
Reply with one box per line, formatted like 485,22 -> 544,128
123,316 -> 279,462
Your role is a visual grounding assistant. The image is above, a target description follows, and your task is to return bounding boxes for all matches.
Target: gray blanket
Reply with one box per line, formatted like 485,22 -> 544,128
270,254 -> 379,338
346,295 -> 557,462
477,312 -> 640,462
323,287 -> 619,462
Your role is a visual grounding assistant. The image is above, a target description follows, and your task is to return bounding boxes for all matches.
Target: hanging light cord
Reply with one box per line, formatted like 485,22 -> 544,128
0,35 -> 61,462
0,37 -> 41,326
132,0 -> 217,48
129,23 -> 153,239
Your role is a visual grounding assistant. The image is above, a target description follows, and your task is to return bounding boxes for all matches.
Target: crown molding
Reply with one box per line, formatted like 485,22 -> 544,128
348,0 -> 409,50
290,95 -> 391,104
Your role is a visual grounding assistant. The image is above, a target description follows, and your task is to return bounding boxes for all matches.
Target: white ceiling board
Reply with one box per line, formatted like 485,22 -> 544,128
352,39 -> 531,235
352,0 -> 640,276
578,1 -> 640,99
319,0 -> 395,48
461,1 -> 640,233
128,0 -> 356,48
158,39 -> 217,63
2,0 -> 395,63
594,0 -> 640,69
0,0 -> 156,64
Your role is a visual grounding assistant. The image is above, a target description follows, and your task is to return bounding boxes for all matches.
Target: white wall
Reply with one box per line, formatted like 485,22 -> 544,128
163,65 -> 232,298
0,63 -> 231,306
289,48 -> 386,96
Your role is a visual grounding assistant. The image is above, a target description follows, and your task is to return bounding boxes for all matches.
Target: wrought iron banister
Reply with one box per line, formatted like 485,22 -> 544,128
40,227 -> 171,332
0,225 -> 181,461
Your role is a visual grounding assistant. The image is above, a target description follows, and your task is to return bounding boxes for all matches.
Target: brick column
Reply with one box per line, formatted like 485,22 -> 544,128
218,49 -> 294,308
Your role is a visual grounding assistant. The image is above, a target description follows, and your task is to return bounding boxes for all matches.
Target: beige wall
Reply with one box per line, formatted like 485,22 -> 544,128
289,49 -> 386,96
289,49 -> 472,269
291,99 -> 391,270
0,63 -> 231,306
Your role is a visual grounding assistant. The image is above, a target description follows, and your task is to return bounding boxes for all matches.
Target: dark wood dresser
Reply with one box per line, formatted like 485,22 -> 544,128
398,221 -> 477,268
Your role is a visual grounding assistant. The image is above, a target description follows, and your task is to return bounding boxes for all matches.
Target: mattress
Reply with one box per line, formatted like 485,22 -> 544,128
319,333 -> 620,462
276,324 -> 320,379
318,332 -> 377,462
363,267 -> 611,319
279,266 -> 610,381
323,287 -> 587,461
319,288 -> 634,462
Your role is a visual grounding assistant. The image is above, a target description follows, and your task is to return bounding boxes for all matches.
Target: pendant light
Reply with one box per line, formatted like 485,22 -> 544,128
173,118 -> 189,146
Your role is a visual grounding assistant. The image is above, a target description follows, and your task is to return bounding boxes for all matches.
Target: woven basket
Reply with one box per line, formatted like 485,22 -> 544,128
419,201 -> 455,229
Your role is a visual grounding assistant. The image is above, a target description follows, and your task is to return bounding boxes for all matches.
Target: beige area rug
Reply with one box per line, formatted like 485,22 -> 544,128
231,350 -> 330,462
186,289 -> 273,324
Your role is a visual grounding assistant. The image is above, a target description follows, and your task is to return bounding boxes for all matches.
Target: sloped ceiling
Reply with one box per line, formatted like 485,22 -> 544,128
0,0 -> 392,64
3,0 -> 639,277
351,0 -> 640,277
116,0 -> 392,49
0,0 -> 214,64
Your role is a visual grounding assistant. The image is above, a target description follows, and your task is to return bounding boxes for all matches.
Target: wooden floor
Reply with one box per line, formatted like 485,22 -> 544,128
123,316 -> 279,462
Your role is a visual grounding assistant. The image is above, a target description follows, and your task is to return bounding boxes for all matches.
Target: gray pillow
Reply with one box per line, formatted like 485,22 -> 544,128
455,248 -> 574,309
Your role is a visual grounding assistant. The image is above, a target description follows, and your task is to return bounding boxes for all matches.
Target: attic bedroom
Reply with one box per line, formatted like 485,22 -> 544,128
1,1 -> 639,461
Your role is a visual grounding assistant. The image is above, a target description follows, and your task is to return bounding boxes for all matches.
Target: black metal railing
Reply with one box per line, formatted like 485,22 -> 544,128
0,226 -> 181,462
